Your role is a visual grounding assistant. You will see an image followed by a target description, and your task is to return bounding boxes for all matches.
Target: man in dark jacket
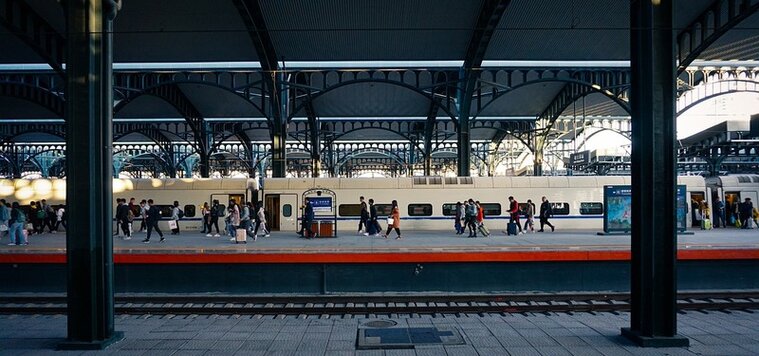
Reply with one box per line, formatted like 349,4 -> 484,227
539,196 -> 555,232
299,198 -> 316,238
358,196 -> 369,235
116,199 -> 132,240
142,199 -> 164,243
740,198 -> 754,229
508,196 -> 523,234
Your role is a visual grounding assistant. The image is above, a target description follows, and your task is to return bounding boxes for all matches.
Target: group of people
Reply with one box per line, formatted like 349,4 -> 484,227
353,196 -> 402,239
0,199 -> 66,246
707,197 -> 758,229
113,198 -> 168,243
201,199 -> 270,242
453,196 -> 556,237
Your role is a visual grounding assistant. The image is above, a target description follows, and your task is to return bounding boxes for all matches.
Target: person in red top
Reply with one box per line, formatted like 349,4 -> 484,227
508,196 -> 523,234
475,201 -> 484,224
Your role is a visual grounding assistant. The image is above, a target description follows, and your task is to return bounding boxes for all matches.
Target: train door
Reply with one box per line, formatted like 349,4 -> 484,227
265,194 -> 298,231
690,191 -> 706,227
211,194 -> 245,206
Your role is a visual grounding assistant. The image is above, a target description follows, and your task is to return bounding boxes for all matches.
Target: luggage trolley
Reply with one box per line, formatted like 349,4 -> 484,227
303,188 -> 338,237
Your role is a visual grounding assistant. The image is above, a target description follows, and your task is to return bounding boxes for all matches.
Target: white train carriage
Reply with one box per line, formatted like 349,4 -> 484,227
0,178 -> 258,232
706,175 -> 759,226
262,175 -> 709,233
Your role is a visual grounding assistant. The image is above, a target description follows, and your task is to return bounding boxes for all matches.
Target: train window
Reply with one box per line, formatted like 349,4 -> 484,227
155,205 -> 173,218
580,202 -> 603,215
481,203 -> 501,216
442,203 -> 457,216
338,204 -> 362,216
283,204 -> 292,217
551,202 -> 570,215
408,204 -> 433,216
375,204 -> 393,216
183,205 -> 196,218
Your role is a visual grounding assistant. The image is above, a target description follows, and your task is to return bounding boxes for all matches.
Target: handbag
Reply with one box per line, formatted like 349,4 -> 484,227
386,216 -> 394,225
0,224 -> 7,232
168,220 -> 178,229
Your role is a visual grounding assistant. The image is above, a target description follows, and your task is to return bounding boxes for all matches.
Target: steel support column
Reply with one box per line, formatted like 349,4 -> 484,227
622,0 -> 688,348
59,0 -> 122,349
270,72 -> 287,177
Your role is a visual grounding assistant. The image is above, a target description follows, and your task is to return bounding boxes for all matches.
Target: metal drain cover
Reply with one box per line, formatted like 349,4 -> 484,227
357,326 -> 465,349
362,320 -> 398,328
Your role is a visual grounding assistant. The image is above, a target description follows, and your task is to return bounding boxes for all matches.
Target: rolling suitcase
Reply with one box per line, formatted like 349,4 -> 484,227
477,222 -> 490,237
235,228 -> 247,243
701,219 -> 712,230
507,222 -> 518,236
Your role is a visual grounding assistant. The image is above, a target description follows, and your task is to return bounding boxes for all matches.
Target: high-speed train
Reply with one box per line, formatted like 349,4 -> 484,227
2,175 -> 758,233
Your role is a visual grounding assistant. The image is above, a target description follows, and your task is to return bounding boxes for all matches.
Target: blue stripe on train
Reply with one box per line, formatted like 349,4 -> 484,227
313,215 -> 603,221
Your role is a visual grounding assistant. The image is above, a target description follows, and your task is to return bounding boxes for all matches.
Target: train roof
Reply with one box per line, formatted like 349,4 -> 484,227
263,176 -> 705,190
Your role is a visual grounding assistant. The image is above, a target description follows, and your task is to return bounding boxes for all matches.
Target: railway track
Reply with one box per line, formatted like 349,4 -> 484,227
0,291 -> 757,315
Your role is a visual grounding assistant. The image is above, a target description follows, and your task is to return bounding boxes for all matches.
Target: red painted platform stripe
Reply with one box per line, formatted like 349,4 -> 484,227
1,249 -> 758,264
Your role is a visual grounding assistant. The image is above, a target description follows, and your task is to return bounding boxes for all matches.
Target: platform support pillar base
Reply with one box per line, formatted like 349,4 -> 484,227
621,328 -> 689,348
58,332 -> 124,351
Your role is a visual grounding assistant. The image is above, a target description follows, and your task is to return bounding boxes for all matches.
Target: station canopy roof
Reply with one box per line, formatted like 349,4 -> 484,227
2,0 -> 759,144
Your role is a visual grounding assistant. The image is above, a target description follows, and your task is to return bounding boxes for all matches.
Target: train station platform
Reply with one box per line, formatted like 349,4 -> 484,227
1,228 -> 758,263
2,309 -> 758,355
2,229 -> 758,294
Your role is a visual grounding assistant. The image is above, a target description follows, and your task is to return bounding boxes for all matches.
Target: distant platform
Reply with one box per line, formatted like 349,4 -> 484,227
1,228 -> 758,264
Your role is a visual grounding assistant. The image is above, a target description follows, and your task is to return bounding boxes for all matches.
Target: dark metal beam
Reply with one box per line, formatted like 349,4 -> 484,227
59,0 -> 122,350
143,84 -> 210,177
677,0 -> 759,73
623,0 -> 689,348
457,0 -> 511,176
0,0 -> 66,78
0,81 -> 65,117
304,99 -> 321,177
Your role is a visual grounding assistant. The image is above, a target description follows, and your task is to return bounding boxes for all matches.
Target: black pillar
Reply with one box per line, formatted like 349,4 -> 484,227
60,0 -> 122,349
622,0 -> 688,347
457,115 -> 471,177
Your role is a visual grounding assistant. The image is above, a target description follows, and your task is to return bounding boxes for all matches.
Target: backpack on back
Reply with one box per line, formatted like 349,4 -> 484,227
36,209 -> 46,219
178,209 -> 184,219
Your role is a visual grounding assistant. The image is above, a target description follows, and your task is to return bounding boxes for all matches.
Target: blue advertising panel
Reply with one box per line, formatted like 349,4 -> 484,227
309,196 -> 332,212
604,185 -> 632,233
603,185 -> 688,233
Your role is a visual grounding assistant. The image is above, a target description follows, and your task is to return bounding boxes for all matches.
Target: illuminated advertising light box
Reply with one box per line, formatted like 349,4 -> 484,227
603,185 -> 687,233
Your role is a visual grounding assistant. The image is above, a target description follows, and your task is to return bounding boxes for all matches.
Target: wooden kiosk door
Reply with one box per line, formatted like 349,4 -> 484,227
265,194 -> 298,231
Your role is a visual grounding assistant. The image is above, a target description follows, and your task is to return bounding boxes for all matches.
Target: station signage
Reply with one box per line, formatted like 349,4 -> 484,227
309,196 -> 333,212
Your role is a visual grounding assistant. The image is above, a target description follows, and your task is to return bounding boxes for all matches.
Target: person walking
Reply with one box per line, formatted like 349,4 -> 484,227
358,196 -> 369,235
142,199 -> 164,243
29,201 -> 44,235
714,197 -> 726,228
169,201 -> 181,235
127,198 -> 137,234
538,196 -> 555,232
253,201 -> 270,239
226,200 -> 241,239
138,200 -> 148,233
524,199 -> 535,232
208,200 -> 222,237
454,201 -> 464,235
740,198 -> 754,229
200,202 -> 211,234
0,199 -> 9,241
465,199 -> 477,238
240,201 -> 254,239
299,197 -> 316,238
8,202 -> 28,246
382,200 -> 402,239
41,199 -> 55,233
116,199 -> 132,240
54,204 -> 66,232
508,196 -> 524,235
363,199 -> 380,236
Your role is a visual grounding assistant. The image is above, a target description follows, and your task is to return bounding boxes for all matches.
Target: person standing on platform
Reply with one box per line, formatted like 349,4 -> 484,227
29,201 -> 43,235
208,200 -> 222,237
539,196 -> 555,232
54,204 -> 66,232
0,199 -> 9,241
358,196 -> 369,235
138,200 -> 148,233
200,202 -> 211,234
128,197 -> 137,234
382,200 -> 402,239
454,201 -> 464,235
508,196 -> 523,235
116,199 -> 132,240
240,201 -> 254,239
8,202 -> 28,246
714,197 -> 726,228
170,201 -> 181,235
465,199 -> 477,238
740,198 -> 754,229
364,199 -> 380,237
523,199 -> 536,233
142,199 -> 164,243
226,200 -> 240,239
475,200 -> 485,226
299,197 -> 316,238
